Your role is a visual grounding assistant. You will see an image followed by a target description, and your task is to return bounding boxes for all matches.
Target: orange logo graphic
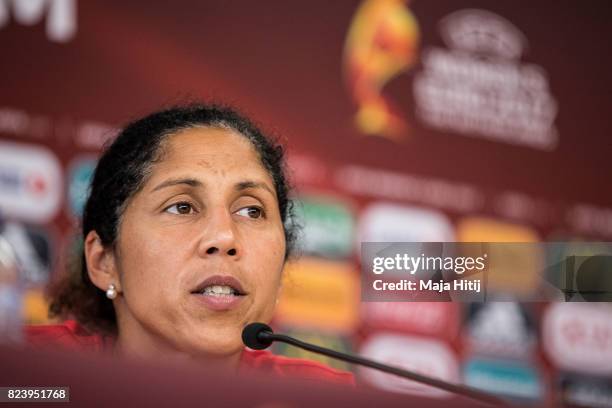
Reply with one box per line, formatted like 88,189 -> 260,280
344,0 -> 419,140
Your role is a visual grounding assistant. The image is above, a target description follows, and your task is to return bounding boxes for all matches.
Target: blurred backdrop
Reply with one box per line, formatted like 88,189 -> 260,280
1,0 -> 611,406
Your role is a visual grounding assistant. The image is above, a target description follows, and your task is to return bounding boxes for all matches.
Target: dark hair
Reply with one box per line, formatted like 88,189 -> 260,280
49,103 -> 297,336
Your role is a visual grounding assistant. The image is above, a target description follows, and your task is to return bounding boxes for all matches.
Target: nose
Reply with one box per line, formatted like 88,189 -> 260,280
197,208 -> 241,259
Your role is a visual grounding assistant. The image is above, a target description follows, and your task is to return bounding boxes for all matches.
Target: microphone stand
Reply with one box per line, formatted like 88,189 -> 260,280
258,330 -> 509,406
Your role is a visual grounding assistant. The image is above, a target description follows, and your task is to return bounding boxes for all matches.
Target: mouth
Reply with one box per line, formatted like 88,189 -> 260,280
190,275 -> 247,298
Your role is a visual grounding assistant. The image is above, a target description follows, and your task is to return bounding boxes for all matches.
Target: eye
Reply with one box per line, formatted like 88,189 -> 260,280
235,206 -> 264,219
165,202 -> 196,215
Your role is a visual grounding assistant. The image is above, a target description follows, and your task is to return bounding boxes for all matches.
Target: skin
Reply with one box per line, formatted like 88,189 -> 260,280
84,127 -> 286,368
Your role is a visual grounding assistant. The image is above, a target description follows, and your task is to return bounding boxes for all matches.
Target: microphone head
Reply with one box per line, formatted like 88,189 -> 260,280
242,322 -> 274,350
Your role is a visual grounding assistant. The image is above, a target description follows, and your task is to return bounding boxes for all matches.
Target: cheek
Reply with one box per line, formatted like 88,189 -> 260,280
117,227 -> 184,311
250,236 -> 285,305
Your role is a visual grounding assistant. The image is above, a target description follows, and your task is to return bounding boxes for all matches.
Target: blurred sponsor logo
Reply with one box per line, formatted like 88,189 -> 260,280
543,303 -> 612,375
295,196 -> 354,259
0,221 -> 52,286
558,374 -> 612,408
272,327 -> 354,372
336,166 -> 483,213
360,302 -> 459,339
0,108 -> 50,140
456,217 -> 540,295
75,121 -> 117,151
567,204 -> 612,239
0,0 -> 77,42
343,0 -> 419,139
463,358 -> 543,401
0,142 -> 62,223
286,153 -> 328,186
358,203 -> 455,244
466,303 -> 536,358
23,287 -> 49,324
274,259 -> 359,333
457,211 -> 540,243
359,333 -> 459,397
413,9 -> 558,150
67,156 -> 96,218
493,191 -> 554,227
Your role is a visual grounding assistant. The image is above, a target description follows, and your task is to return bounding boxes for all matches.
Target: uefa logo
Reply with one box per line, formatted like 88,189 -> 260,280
0,141 -> 62,223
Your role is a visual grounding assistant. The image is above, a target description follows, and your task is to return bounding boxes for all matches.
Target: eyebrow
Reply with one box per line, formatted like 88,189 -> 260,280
150,177 -> 275,197
151,178 -> 202,192
235,180 -> 276,197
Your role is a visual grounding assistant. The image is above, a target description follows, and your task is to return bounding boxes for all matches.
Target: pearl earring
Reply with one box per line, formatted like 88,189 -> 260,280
106,284 -> 117,300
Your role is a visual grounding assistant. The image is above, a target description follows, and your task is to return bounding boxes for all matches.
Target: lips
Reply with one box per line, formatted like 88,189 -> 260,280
190,275 -> 247,312
190,275 -> 247,296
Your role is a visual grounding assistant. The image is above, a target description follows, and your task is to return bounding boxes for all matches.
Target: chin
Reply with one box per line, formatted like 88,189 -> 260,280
186,326 -> 243,357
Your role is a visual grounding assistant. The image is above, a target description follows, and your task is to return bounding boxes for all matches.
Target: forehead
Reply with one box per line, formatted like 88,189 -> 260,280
153,126 -> 265,171
160,126 -> 257,164
142,126 -> 274,190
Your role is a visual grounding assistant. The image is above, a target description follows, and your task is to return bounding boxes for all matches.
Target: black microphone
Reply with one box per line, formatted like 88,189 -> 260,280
242,322 -> 509,406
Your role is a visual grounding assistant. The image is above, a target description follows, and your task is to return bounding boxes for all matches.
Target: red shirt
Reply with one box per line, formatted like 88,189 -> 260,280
25,321 -> 355,386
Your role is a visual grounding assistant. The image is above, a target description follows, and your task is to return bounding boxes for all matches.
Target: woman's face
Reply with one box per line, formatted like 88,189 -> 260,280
111,127 -> 286,358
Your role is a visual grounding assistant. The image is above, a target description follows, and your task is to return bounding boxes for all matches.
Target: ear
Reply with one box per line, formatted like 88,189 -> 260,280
84,230 -> 121,294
